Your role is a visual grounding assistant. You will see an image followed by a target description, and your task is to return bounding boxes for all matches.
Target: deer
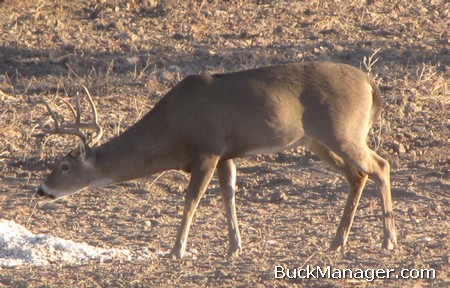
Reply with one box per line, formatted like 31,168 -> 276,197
37,61 -> 397,258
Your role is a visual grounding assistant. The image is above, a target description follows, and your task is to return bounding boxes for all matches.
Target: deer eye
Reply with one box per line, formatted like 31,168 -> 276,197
60,163 -> 70,171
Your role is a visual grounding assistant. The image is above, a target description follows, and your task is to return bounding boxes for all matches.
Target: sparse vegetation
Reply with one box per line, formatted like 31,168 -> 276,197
0,0 -> 449,287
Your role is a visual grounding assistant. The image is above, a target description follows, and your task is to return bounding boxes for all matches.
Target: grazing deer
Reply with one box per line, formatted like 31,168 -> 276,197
37,62 -> 397,258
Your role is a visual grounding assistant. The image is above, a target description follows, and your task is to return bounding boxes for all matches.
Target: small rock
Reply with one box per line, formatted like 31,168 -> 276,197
150,219 -> 161,226
130,33 -> 139,41
126,56 -> 139,65
270,191 -> 288,203
410,217 -> 420,224
113,32 -> 130,39
420,236 -> 432,242
407,206 -> 416,214
215,269 -> 231,279
393,141 -> 407,153
430,203 -> 442,212
141,0 -> 159,8
203,196 -> 216,206
273,26 -> 284,34
405,103 -> 420,114
168,65 -> 181,73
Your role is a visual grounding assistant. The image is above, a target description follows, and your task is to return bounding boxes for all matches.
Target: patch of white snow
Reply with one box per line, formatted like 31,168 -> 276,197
0,219 -> 154,268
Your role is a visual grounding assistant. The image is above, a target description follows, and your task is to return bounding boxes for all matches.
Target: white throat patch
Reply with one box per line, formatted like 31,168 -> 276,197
90,178 -> 115,187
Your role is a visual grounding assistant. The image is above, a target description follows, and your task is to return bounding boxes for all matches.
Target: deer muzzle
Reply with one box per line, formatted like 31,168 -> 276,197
36,186 -> 55,199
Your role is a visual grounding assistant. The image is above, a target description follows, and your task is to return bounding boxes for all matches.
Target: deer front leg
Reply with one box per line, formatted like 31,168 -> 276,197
170,155 -> 219,258
217,159 -> 242,257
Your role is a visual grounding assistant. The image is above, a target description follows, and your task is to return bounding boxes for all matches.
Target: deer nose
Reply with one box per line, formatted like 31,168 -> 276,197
36,187 -> 55,199
37,187 -> 45,196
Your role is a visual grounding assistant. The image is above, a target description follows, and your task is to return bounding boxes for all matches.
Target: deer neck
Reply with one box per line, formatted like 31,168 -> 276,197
92,114 -> 185,185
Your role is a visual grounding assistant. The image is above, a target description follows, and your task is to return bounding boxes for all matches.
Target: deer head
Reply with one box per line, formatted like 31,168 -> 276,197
37,86 -> 103,199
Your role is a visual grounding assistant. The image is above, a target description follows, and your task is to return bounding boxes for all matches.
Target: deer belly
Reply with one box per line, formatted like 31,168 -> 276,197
243,137 -> 306,156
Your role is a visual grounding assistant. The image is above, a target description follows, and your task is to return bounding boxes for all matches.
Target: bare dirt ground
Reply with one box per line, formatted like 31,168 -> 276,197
0,0 -> 449,287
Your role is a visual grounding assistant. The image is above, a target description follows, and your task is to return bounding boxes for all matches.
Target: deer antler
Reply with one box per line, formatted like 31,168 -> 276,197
41,85 -> 103,146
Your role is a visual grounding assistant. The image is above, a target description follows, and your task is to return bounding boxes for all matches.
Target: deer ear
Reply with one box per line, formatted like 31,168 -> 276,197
79,142 -> 87,160
78,142 -> 95,166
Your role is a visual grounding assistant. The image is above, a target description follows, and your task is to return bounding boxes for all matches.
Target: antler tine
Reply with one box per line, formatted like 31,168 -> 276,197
75,92 -> 82,128
82,85 -> 103,146
40,86 -> 103,146
41,99 -> 87,143
60,98 -> 77,120
42,100 -> 60,131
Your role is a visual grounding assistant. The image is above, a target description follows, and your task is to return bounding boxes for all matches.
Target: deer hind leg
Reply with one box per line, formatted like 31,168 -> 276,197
363,150 -> 397,249
217,159 -> 242,257
312,138 -> 397,250
170,155 -> 219,258
340,147 -> 396,250
308,140 -> 368,251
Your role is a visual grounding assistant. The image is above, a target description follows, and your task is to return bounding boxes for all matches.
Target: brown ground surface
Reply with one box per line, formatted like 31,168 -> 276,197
0,0 -> 449,287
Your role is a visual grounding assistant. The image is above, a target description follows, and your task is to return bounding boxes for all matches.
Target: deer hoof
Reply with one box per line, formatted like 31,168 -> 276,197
382,238 -> 396,250
227,246 -> 241,258
169,247 -> 185,259
329,239 -> 344,252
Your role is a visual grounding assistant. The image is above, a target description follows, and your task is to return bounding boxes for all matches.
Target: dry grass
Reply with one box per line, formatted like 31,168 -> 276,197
1,0 -> 449,287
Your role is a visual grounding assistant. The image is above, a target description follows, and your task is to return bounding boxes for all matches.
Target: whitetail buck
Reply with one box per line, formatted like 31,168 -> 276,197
37,62 -> 397,257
